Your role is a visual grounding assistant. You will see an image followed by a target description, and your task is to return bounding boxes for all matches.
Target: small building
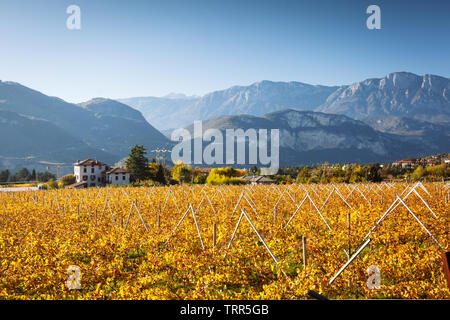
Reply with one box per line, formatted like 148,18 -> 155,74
392,160 -> 437,168
73,159 -> 108,187
393,161 -> 413,168
242,175 -> 274,185
106,167 -> 130,186
67,181 -> 88,189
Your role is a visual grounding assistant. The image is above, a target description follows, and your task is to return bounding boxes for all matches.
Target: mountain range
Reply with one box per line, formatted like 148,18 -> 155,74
0,81 -> 171,171
119,72 -> 450,130
0,71 -> 448,171
317,72 -> 450,123
182,109 -> 448,166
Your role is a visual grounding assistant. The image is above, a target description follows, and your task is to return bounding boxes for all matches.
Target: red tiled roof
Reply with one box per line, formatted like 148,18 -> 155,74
67,181 -> 87,188
73,159 -> 107,166
106,167 -> 129,175
394,160 -> 437,164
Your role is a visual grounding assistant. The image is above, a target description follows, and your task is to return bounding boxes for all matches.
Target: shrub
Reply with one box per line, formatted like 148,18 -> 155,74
206,167 -> 246,185
61,174 -> 76,187
45,179 -> 59,190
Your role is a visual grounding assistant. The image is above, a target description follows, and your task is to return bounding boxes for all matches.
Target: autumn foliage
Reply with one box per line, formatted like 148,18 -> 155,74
0,182 -> 448,299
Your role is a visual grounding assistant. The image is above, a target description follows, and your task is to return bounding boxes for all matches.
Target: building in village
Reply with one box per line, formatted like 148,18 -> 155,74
392,160 -> 438,168
106,167 -> 130,186
242,175 -> 274,185
70,159 -> 130,188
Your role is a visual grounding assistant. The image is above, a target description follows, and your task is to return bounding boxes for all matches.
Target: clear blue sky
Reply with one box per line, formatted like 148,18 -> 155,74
0,0 -> 449,103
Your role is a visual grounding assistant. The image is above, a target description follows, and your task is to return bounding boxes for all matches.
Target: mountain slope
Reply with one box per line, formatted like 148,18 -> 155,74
121,72 -> 450,130
316,72 -> 450,123
192,80 -> 339,120
0,81 -> 171,161
79,98 -> 145,121
362,115 -> 450,154
181,109 -> 437,166
0,110 -> 116,171
362,115 -> 448,136
119,81 -> 338,130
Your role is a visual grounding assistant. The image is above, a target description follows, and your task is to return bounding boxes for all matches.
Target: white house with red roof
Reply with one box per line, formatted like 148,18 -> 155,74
106,167 -> 130,186
72,159 -> 129,188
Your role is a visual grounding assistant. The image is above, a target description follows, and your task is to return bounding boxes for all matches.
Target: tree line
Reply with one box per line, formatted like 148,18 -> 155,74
0,168 -> 56,184
3,146 -> 447,187
276,162 -> 449,184
125,145 -> 247,186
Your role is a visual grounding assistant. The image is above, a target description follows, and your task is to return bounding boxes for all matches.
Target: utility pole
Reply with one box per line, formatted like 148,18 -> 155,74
161,149 -> 171,167
152,148 -> 171,166
151,148 -> 161,164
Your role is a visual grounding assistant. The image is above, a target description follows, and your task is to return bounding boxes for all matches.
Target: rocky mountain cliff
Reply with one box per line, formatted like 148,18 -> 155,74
317,72 -> 450,123
119,81 -> 338,130
121,72 -> 450,131
181,109 -> 439,166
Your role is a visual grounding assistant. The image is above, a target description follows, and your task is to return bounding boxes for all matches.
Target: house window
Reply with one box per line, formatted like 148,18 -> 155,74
83,175 -> 88,181
98,177 -> 101,182
83,167 -> 87,173
123,175 -> 126,180
91,175 -> 95,181
115,175 -> 119,181
91,168 -> 95,174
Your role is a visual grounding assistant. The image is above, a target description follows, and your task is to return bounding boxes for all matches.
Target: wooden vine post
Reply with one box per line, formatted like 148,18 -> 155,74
213,222 -> 217,249
302,236 -> 307,268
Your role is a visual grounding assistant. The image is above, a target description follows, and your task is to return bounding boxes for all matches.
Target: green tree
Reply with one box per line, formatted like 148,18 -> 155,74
61,174 -> 76,187
425,164 -> 447,179
349,165 -> 364,183
125,145 -> 149,181
148,162 -> 168,185
365,163 -> 381,182
45,179 -> 59,189
411,166 -> 426,181
172,162 -> 193,184
296,167 -> 309,183
37,172 -> 56,182
15,168 -> 31,181
0,170 -> 10,183
193,174 -> 207,184
205,167 -> 245,185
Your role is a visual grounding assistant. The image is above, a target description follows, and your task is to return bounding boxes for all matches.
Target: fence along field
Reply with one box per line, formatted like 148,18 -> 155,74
0,182 -> 448,299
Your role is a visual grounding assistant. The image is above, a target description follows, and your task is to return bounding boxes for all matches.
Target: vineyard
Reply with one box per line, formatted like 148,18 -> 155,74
0,182 -> 448,299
